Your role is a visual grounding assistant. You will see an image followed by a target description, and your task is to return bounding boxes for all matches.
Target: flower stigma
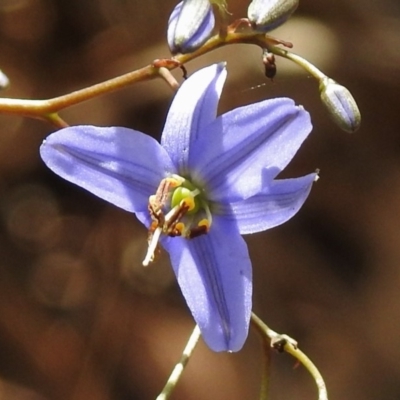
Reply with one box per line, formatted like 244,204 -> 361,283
142,174 -> 212,266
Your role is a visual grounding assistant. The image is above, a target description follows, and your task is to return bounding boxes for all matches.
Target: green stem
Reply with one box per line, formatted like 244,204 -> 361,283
251,313 -> 271,400
283,343 -> 328,400
156,325 -> 201,400
268,46 -> 327,81
251,312 -> 328,400
0,30 -> 298,123
0,65 -> 158,118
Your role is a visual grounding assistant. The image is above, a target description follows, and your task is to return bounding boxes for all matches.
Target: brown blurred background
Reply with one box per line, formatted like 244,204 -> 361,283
0,0 -> 399,399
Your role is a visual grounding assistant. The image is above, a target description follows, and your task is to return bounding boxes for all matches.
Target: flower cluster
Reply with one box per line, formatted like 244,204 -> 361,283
167,0 -> 300,54
40,63 -> 316,352
166,0 -> 360,133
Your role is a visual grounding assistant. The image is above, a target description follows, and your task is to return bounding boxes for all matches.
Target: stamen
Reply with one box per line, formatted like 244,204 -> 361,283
146,175 -> 212,245
182,196 -> 195,211
198,218 -> 210,230
190,188 -> 201,197
149,195 -> 165,225
202,201 -> 213,227
143,226 -> 162,266
188,223 -> 209,238
150,176 -> 185,221
164,203 -> 190,237
165,204 -> 184,223
169,174 -> 186,186
171,222 -> 185,236
181,215 -> 194,237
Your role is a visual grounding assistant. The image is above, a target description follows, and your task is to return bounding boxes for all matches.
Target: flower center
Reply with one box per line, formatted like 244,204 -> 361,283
142,175 -> 212,266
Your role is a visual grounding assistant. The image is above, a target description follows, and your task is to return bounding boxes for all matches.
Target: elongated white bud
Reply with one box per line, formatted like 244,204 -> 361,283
168,0 -> 215,54
248,0 -> 299,32
320,77 -> 361,133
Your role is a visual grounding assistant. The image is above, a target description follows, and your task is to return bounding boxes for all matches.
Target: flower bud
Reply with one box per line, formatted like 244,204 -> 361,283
247,0 -> 299,32
320,77 -> 361,133
168,0 -> 215,55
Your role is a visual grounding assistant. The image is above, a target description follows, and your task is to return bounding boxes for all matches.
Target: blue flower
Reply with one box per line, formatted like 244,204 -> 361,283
167,0 -> 215,54
40,63 -> 316,352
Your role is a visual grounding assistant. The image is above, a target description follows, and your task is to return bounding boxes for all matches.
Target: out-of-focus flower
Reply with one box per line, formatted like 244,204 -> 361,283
0,69 -> 10,90
320,77 -> 361,133
40,63 -> 315,352
248,0 -> 299,32
168,0 -> 215,54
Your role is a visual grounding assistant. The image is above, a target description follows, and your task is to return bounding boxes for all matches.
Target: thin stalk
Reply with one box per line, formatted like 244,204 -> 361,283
0,30 -> 298,122
156,325 -> 201,400
251,312 -> 328,400
268,46 -> 326,81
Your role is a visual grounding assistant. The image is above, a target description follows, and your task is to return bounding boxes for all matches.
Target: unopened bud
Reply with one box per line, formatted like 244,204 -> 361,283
247,0 -> 299,32
0,69 -> 10,90
168,0 -> 215,54
320,77 -> 361,133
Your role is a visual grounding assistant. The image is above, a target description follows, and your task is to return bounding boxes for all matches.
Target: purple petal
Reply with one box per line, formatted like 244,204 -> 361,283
167,0 -> 215,54
161,63 -> 227,176
215,172 -> 317,234
190,98 -> 312,202
40,126 -> 176,213
162,217 -> 252,352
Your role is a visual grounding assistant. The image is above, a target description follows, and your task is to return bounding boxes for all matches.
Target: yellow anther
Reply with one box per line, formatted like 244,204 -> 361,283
175,222 -> 185,235
198,219 -> 210,231
182,196 -> 196,212
148,175 -> 211,242
167,174 -> 185,187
